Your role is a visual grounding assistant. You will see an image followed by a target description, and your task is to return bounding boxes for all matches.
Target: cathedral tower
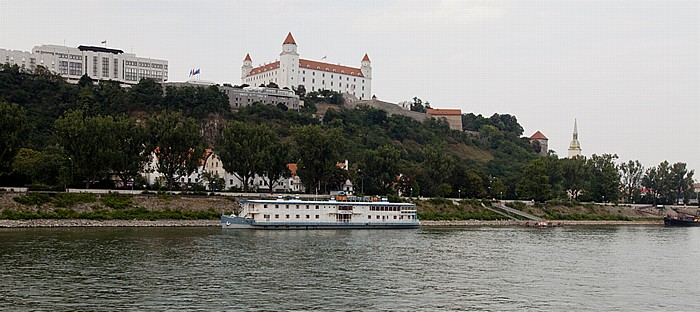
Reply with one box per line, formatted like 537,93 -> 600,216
568,119 -> 582,158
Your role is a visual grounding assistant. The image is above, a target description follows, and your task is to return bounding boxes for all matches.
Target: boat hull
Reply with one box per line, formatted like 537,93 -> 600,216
221,215 -> 420,229
664,217 -> 700,227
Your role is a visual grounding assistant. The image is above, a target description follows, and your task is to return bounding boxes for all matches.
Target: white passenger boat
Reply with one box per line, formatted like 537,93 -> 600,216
221,196 -> 419,229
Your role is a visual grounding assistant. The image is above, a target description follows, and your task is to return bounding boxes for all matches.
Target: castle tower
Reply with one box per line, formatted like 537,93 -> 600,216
360,53 -> 372,98
529,131 -> 549,156
568,119 -> 582,158
241,53 -> 253,79
360,53 -> 372,79
279,32 -> 299,88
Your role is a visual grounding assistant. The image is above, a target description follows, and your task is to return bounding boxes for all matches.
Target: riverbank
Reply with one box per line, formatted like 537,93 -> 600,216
0,218 -> 663,228
420,219 -> 663,227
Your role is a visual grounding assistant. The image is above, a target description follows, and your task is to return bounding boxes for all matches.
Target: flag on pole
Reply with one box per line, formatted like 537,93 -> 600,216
321,55 -> 327,60
101,40 -> 107,44
189,69 -> 193,76
194,68 -> 200,75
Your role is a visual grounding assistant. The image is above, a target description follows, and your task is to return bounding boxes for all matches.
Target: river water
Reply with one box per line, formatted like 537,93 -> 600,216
1,226 -> 698,311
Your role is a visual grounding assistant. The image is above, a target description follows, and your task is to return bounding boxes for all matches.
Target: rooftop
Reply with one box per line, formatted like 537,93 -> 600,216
426,108 -> 462,116
530,131 -> 548,140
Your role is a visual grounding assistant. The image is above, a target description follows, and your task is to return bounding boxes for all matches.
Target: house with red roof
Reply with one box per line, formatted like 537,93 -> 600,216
242,33 -> 372,100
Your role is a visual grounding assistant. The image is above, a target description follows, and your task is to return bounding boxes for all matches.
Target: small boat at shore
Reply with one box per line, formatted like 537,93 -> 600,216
664,208 -> 700,227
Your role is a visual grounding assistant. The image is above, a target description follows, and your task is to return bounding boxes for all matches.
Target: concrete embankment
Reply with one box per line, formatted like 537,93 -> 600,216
420,219 -> 663,227
0,219 -> 663,228
0,219 -> 220,228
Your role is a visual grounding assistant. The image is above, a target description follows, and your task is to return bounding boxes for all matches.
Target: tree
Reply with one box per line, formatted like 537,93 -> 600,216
619,160 -> 644,203
586,154 -> 621,202
145,111 -> 206,190
260,142 -> 291,192
516,158 -> 551,202
55,110 -> 113,188
217,121 -> 276,192
200,171 -> 225,191
12,146 -> 67,187
670,162 -> 694,204
128,78 -> 163,112
410,97 -> 430,113
295,84 -> 306,97
561,155 -> 589,200
358,145 -> 401,194
0,101 -> 27,176
291,125 -> 340,194
108,115 -> 149,188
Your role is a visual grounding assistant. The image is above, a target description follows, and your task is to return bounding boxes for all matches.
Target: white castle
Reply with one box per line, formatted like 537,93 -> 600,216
241,33 -> 372,100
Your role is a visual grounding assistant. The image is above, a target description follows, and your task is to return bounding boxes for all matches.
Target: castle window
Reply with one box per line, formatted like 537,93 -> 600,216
350,72 -> 354,75
330,82 -> 333,86
333,69 -> 336,73
316,66 -> 320,69
339,83 -> 341,87
331,74 -> 334,78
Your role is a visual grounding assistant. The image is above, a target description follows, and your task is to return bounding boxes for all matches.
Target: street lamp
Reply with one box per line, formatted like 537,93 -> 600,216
458,189 -> 461,199
68,157 -> 73,188
410,187 -> 413,198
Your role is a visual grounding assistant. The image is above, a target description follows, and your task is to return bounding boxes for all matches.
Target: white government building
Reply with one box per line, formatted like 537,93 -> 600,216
0,44 -> 168,85
242,33 -> 372,100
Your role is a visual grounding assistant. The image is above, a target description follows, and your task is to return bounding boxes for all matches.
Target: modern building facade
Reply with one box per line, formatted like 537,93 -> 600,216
242,33 -> 372,100
1,44 -> 168,85
426,108 -> 463,131
568,119 -> 582,158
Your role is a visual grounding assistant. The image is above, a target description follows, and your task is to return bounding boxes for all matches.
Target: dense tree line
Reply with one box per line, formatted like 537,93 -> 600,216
513,154 -> 695,204
0,65 -> 695,202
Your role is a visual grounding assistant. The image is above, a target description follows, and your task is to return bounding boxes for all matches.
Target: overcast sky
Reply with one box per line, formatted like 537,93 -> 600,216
2,0 -> 699,174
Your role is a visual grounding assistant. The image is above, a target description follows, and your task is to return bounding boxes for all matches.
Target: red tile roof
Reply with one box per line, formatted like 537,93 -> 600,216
248,59 -> 364,78
287,163 -> 298,176
244,53 -> 252,61
299,59 -> 364,77
530,131 -> 548,140
427,108 -> 462,116
362,53 -> 370,62
284,32 -> 296,45
248,61 -> 280,76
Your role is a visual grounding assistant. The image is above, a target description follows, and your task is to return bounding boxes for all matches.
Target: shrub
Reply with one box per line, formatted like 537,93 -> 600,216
428,197 -> 454,206
13,193 -> 52,206
53,193 -> 96,208
100,193 -> 133,210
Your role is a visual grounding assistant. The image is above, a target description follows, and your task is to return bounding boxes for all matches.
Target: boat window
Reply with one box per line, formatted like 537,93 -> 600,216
315,215 -> 319,219
275,214 -> 279,219
264,204 -> 268,208
275,204 -> 279,208
316,205 -> 319,209
306,215 -> 310,219
296,215 -> 300,219
286,214 -> 290,219
286,205 -> 289,209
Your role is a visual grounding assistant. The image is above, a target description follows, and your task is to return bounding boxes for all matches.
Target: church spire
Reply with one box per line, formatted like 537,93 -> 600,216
568,118 -> 581,158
